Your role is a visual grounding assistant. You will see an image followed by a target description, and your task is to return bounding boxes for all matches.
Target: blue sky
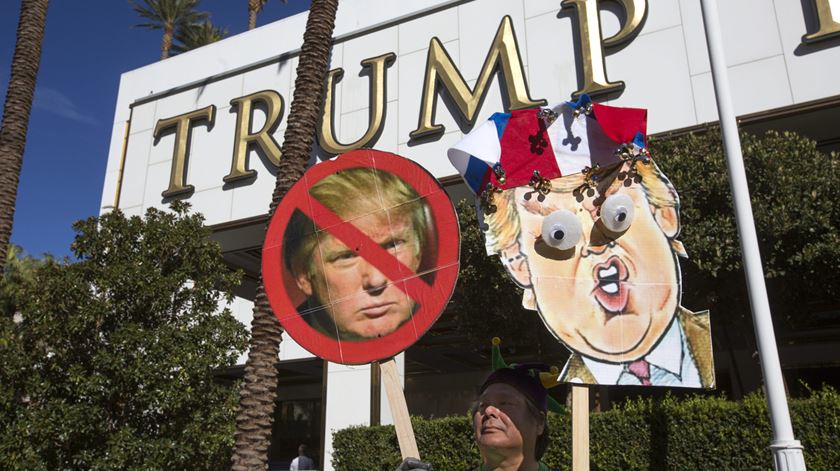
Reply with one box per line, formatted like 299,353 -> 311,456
0,0 -> 311,258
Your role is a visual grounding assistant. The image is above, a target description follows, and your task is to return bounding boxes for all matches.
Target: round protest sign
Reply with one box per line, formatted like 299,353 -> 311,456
262,149 -> 460,364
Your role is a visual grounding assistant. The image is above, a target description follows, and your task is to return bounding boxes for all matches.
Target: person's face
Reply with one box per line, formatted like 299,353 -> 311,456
296,209 -> 421,340
509,171 -> 679,362
473,383 -> 544,461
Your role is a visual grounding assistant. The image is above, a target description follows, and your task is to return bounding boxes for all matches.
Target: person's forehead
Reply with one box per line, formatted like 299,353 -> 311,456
480,382 -> 527,402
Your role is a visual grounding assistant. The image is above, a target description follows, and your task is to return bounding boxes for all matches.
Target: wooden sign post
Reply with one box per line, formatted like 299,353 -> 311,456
381,358 -> 420,459
571,384 -> 589,471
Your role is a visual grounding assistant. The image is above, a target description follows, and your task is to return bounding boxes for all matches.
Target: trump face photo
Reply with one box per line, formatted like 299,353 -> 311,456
283,167 -> 435,342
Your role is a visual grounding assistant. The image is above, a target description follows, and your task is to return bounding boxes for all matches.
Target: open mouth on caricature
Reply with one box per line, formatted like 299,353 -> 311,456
591,255 -> 630,314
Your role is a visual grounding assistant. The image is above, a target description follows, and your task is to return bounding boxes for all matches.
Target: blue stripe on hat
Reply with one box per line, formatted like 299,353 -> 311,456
566,93 -> 592,110
489,112 -> 511,140
464,155 -> 491,194
632,131 -> 646,148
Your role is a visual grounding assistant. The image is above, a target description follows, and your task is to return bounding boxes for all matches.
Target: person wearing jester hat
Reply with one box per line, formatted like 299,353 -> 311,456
396,338 -> 561,471
471,338 -> 563,471
447,96 -> 714,388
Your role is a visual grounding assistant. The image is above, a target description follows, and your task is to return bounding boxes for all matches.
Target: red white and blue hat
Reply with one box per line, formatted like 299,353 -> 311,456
447,95 -> 649,195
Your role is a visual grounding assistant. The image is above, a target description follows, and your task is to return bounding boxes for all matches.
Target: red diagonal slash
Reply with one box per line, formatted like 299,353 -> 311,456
262,148 -> 460,365
302,197 -> 434,302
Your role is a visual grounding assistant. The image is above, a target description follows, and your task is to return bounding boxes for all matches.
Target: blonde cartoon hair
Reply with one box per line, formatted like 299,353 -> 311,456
484,160 -> 686,257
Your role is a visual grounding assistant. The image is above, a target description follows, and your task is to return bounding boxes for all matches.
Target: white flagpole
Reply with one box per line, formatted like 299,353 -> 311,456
698,0 -> 807,470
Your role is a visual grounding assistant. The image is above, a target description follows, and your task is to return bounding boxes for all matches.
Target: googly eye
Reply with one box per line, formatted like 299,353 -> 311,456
600,194 -> 634,233
541,209 -> 582,250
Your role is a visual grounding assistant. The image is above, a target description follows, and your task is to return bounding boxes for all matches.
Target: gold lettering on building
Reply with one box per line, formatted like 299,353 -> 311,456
319,53 -> 395,154
602,0 -> 647,47
154,105 -> 216,198
803,0 -> 840,43
225,90 -> 285,183
562,0 -> 647,98
410,15 -> 546,139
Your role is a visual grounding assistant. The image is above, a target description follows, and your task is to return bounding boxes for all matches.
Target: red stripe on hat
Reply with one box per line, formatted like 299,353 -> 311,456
591,103 -> 647,145
498,109 -> 561,189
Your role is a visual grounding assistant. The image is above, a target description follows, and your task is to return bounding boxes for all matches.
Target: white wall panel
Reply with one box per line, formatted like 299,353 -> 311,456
525,11 -> 579,103
324,43 -> 345,140
100,169 -> 120,211
189,186 -> 233,227
727,55 -> 794,114
599,6 -> 622,39
118,129 -> 153,209
524,0 -> 558,19
103,121 -> 128,178
147,123 -> 176,165
338,100 -> 400,153
717,0 -> 784,67
286,55 -> 301,100
468,75 -> 512,125
457,0 -> 527,82
130,102 -> 157,135
142,161 -> 171,210
242,60 -> 294,97
399,5 -> 458,55
397,40 -> 461,143
690,72 -> 718,123
643,0 -> 683,35
678,0 -> 713,77
154,88 -> 201,124
398,129 -> 464,179
608,27 -> 697,133
229,165 -> 277,221
194,75 -> 245,111
774,0 -> 840,103
341,26 -> 400,113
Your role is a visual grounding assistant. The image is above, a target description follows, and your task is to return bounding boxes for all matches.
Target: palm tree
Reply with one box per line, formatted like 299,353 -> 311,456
247,0 -> 288,31
170,20 -> 228,55
231,0 -> 339,469
130,0 -> 208,60
0,0 -> 49,273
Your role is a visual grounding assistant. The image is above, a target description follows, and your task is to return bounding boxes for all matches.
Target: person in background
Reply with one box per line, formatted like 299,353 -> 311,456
290,444 -> 315,471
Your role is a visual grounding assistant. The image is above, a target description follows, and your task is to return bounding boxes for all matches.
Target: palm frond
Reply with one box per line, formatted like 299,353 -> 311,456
170,20 -> 228,55
129,0 -> 208,29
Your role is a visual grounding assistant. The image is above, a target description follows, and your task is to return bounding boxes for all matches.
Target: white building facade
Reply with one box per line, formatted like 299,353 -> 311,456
100,1 -> 840,469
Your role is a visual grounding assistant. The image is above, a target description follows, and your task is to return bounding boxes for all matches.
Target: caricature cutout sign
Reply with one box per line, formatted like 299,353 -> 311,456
448,97 -> 714,388
263,149 -> 460,365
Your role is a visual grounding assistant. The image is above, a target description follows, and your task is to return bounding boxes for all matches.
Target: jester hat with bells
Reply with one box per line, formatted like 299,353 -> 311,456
480,337 -> 564,413
447,94 -> 651,213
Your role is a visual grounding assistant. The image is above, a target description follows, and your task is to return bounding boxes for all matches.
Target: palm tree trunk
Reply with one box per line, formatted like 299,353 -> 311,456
162,24 -> 173,60
0,0 -> 49,272
248,0 -> 259,30
231,1 -> 339,470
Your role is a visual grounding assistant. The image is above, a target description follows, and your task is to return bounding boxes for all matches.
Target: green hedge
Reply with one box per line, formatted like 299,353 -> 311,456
331,388 -> 840,470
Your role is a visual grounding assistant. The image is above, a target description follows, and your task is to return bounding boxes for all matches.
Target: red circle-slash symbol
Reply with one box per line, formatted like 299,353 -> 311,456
262,149 -> 460,364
